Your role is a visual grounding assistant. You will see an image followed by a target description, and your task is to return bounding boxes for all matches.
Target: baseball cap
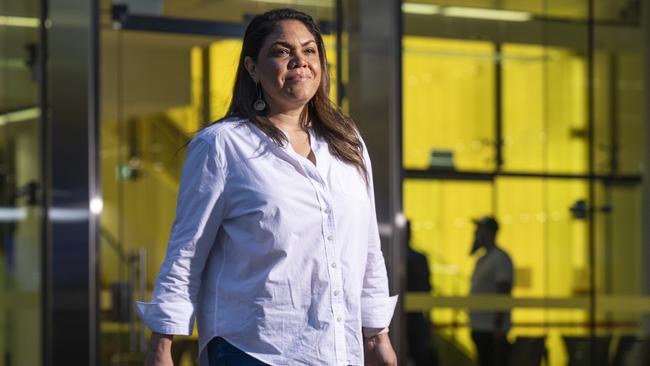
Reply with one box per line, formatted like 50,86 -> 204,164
473,216 -> 499,233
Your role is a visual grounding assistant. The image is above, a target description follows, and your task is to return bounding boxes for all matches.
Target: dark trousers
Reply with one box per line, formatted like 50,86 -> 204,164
471,331 -> 510,366
207,337 -> 268,366
407,313 -> 439,366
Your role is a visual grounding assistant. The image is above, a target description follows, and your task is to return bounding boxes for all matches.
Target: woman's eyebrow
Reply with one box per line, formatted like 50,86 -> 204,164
271,40 -> 317,48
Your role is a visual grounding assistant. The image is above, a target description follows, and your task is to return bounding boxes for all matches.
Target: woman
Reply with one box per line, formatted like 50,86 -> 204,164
137,8 -> 397,366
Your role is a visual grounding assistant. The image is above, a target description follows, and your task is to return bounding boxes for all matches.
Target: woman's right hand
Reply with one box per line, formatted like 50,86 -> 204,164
144,333 -> 174,366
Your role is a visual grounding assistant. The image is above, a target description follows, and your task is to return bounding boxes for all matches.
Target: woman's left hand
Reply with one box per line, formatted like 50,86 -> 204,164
363,332 -> 398,366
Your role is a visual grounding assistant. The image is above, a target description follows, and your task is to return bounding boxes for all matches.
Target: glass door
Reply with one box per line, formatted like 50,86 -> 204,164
400,1 -> 647,365
0,0 -> 43,365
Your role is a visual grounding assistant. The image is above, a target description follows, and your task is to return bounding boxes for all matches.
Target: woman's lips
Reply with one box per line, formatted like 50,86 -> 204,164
286,75 -> 310,81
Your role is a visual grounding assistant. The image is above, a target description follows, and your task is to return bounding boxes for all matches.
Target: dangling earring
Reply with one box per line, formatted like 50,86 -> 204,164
253,82 -> 266,111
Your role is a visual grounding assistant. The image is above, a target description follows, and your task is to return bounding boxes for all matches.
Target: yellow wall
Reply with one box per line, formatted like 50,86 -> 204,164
403,37 -> 495,171
402,36 -> 595,365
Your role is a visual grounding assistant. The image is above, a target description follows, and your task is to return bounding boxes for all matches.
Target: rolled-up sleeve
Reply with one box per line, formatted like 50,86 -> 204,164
136,136 -> 226,335
360,140 -> 398,329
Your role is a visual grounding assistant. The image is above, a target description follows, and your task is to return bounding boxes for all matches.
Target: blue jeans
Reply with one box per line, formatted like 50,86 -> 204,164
207,337 -> 268,366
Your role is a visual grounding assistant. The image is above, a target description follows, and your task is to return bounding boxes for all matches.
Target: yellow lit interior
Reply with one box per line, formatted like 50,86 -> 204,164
402,36 -> 593,365
501,44 -> 588,173
403,37 -> 495,171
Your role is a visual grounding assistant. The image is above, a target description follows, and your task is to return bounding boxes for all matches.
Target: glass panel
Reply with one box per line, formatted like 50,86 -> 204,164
404,179 -> 492,364
501,45 -> 588,173
403,38 -> 495,171
404,179 -> 493,296
593,49 -> 644,175
594,184 -> 641,296
403,177 -> 592,365
100,29 -> 218,364
400,0 -> 629,22
401,1 -> 596,364
497,178 -> 589,366
592,2 -> 647,362
615,53 -> 644,175
593,184 -> 646,365
0,0 -> 42,364
495,178 -> 589,299
103,0 -> 336,33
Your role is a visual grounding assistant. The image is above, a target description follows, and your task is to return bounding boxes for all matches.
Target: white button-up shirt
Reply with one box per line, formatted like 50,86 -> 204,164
136,118 -> 397,366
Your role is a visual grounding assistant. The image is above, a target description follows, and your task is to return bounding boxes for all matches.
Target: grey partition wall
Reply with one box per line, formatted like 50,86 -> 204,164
44,0 -> 100,364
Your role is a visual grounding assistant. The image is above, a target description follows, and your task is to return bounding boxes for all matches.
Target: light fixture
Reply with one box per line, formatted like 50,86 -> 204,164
0,16 -> 39,28
443,6 -> 532,22
252,0 -> 332,7
0,207 -> 27,222
49,208 -> 90,222
0,108 -> 40,126
90,197 -> 104,215
402,3 -> 441,15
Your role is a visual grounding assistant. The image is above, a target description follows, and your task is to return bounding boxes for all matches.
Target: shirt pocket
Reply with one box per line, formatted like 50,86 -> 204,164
331,161 -> 368,202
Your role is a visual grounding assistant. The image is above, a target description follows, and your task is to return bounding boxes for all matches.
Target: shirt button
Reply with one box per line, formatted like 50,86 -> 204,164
336,316 -> 343,322
327,235 -> 333,241
323,208 -> 330,214
331,263 -> 337,268
333,290 -> 340,296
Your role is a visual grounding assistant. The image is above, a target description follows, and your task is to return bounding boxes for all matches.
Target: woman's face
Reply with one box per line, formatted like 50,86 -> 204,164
245,20 -> 322,113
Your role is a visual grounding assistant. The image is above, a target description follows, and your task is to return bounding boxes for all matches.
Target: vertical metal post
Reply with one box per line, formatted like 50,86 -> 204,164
493,43 -> 503,214
45,0 -> 100,364
608,53 -> 619,175
202,46 -> 212,125
346,0 -> 405,360
335,0 -> 344,106
40,0 -> 51,363
494,43 -> 504,171
587,0 -> 597,364
641,0 -> 650,336
139,248 -> 147,352
128,251 -> 137,352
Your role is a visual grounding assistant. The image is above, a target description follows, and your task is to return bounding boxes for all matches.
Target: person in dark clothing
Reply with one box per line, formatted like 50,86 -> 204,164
469,216 -> 514,366
405,220 -> 439,366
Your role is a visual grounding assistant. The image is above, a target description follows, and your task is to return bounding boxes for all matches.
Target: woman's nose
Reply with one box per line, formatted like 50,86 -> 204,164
290,54 -> 308,68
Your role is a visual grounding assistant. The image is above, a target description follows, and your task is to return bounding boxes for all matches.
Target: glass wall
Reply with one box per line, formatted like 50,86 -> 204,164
90,1 -> 649,365
0,0 -> 42,365
402,1 -> 647,365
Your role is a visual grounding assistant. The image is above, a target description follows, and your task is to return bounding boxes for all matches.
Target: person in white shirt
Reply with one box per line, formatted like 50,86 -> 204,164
469,216 -> 514,366
137,8 -> 398,366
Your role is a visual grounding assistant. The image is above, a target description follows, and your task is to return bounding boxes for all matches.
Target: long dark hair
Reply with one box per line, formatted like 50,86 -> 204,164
212,8 -> 367,181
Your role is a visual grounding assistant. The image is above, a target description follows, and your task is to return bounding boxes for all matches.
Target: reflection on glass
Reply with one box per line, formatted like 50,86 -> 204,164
0,0 -> 42,364
594,183 -> 641,296
100,29 -> 218,364
502,44 -> 588,173
404,177 -> 592,365
496,178 -> 589,298
402,0 -> 646,365
593,50 -> 644,175
404,179 -> 493,298
163,0 -> 335,23
403,37 -> 495,171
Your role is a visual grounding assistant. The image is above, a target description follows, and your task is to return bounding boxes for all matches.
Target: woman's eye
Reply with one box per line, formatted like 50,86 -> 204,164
305,48 -> 317,54
273,48 -> 290,56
